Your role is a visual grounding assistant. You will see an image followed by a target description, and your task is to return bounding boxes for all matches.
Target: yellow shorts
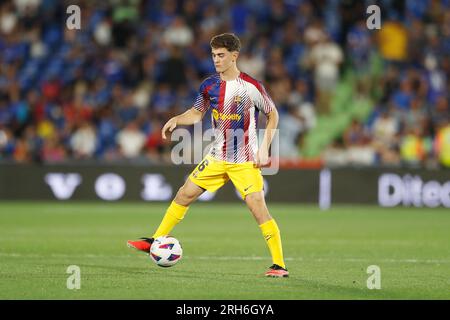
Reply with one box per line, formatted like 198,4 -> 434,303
188,155 -> 264,199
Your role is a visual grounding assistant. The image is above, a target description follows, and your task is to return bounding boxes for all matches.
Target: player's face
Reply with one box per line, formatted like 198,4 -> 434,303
211,48 -> 237,73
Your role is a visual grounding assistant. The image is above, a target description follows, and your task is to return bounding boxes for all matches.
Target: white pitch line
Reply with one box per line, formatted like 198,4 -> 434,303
0,252 -> 448,264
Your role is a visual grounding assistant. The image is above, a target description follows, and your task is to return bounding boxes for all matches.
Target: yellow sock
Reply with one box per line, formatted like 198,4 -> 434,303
152,201 -> 189,239
259,219 -> 286,269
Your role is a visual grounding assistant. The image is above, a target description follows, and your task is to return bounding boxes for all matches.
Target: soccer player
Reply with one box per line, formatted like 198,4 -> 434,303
128,33 -> 288,277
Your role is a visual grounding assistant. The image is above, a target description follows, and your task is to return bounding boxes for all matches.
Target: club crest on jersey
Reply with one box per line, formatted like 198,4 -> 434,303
234,96 -> 242,103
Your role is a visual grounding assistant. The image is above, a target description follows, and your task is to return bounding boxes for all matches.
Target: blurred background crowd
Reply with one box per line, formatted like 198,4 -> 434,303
0,0 -> 449,168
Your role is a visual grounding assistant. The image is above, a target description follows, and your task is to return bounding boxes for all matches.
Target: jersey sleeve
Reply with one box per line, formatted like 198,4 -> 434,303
254,82 -> 275,115
192,81 -> 210,113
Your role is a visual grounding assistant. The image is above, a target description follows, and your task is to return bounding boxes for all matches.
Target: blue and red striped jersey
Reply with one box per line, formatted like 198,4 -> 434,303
193,72 -> 275,163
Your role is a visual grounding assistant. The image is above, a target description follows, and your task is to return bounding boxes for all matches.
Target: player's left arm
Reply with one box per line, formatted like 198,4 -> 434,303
256,107 -> 279,168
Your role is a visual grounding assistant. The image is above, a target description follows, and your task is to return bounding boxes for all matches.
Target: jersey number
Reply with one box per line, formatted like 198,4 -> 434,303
198,159 -> 209,172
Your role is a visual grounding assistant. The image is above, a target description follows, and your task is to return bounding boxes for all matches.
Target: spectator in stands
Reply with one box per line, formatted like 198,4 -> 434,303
70,121 -> 97,159
163,16 -> 194,48
22,125 -> 42,162
41,134 -> 67,163
371,108 -> 401,166
429,95 -> 450,128
279,106 -> 304,159
237,50 -> 265,82
322,136 -> 348,167
346,19 -> 372,75
146,120 -> 166,163
0,127 -> 15,159
399,127 -> 428,166
343,119 -> 375,166
377,17 -> 408,65
434,120 -> 450,168
116,121 -> 146,159
287,79 -> 316,131
305,31 -> 343,114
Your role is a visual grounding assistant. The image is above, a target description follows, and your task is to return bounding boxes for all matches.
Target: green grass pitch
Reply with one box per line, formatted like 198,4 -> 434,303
0,202 -> 449,299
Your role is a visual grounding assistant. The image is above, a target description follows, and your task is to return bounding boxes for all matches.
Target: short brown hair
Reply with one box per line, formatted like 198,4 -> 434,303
210,33 -> 241,52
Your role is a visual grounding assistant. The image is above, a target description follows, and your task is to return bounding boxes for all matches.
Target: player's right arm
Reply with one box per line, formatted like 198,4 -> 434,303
161,108 -> 204,140
162,78 -> 212,140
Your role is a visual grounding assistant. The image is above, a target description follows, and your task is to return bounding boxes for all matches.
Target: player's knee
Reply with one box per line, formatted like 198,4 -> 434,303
245,192 -> 266,210
175,186 -> 196,206
245,192 -> 271,222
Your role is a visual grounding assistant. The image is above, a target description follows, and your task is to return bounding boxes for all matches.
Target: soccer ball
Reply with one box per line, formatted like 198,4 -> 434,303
150,236 -> 183,267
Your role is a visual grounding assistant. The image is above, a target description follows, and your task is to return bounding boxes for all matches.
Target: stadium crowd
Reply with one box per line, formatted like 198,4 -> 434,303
0,0 -> 449,167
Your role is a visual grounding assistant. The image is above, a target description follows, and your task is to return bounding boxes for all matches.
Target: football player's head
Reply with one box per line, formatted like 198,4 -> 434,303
210,33 -> 241,73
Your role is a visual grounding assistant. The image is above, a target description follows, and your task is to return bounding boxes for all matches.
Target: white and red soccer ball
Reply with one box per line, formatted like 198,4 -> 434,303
150,236 -> 183,267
